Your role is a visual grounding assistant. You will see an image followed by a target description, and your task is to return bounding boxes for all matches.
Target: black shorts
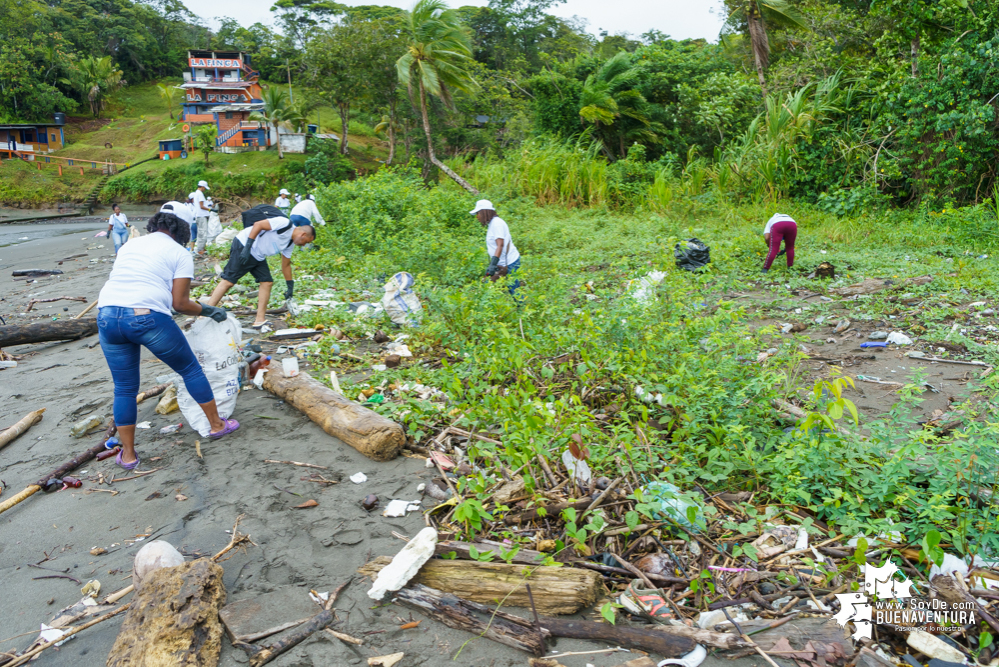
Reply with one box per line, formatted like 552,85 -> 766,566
220,239 -> 273,284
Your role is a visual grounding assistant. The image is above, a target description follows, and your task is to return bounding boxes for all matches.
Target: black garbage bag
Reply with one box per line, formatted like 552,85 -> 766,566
674,238 -> 711,271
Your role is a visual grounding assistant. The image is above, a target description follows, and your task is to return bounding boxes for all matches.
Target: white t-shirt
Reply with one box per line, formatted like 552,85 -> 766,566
290,199 -> 326,226
274,196 -> 291,211
764,213 -> 795,234
236,218 -> 294,261
109,212 -> 128,233
98,232 -> 194,315
192,189 -> 209,220
486,216 -> 520,267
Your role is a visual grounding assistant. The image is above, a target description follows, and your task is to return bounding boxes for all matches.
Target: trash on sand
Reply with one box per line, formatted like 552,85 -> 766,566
39,624 -> 73,646
658,644 -> 707,667
329,371 -> 342,394
860,342 -> 886,348
81,579 -> 101,598
95,231 -> 107,237
382,499 -> 421,517
385,341 -> 412,357
696,608 -> 749,629
253,368 -> 267,389
674,238 -> 710,271
294,499 -> 318,509
178,315 -> 241,437
12,269 -> 64,277
384,354 -> 402,368
154,385 -> 178,414
0,360 -> 17,369
887,331 -> 913,345
868,331 -> 888,340
362,494 -> 378,511
834,319 -> 851,333
906,351 -> 927,358
270,328 -> 321,341
430,451 -> 455,470
159,423 -> 183,434
70,414 -> 103,438
367,527 -> 438,600
906,630 -> 967,664
350,472 -> 368,484
641,481 -> 704,532
282,357 -> 300,378
781,323 -> 794,334
132,540 -> 184,591
382,272 -> 423,327
368,653 -> 405,667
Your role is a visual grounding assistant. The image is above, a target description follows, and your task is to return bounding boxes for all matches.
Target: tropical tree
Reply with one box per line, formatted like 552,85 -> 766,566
374,113 -> 403,164
156,82 -> 176,119
251,86 -> 290,159
282,101 -> 313,133
396,0 -> 479,193
75,56 -> 125,118
724,0 -> 808,92
195,124 -> 218,165
579,52 -> 660,160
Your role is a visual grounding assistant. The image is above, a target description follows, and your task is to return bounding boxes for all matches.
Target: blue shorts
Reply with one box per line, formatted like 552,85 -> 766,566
290,214 -> 311,227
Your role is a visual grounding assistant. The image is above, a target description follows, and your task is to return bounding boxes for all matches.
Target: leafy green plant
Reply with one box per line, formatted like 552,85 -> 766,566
801,374 -> 860,433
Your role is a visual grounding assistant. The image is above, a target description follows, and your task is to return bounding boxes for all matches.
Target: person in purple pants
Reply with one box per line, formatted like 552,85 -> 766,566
762,213 -> 797,272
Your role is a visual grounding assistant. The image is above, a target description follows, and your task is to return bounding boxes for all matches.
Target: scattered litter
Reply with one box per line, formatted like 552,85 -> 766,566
368,653 -> 405,667
135,421 -> 152,429
561,449 -> 592,486
674,238 -> 710,271
382,272 -> 423,326
70,414 -> 103,438
906,351 -> 927,358
834,319 -> 851,333
641,481 -> 704,532
350,472 -> 368,484
868,331 -> 888,340
368,527 -> 437,600
295,499 -> 318,509
362,494 -> 379,511
39,624 -> 73,646
382,499 -> 422,517
658,644 -> 707,667
887,332 -> 913,345
906,630 -> 967,664
629,271 -> 668,303
159,423 -> 183,434
860,342 -> 886,348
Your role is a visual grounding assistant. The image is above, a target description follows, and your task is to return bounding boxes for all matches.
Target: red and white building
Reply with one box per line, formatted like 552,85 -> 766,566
180,50 -> 271,151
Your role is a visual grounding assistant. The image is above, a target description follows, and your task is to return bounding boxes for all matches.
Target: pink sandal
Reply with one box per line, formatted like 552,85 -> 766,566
209,418 -> 240,440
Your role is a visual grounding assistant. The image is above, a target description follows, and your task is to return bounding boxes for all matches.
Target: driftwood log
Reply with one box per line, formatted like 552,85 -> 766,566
262,369 -> 404,461
435,540 -> 547,565
11,269 -> 63,277
0,408 -> 45,452
0,319 -> 98,347
541,618 -> 696,657
359,556 -> 601,615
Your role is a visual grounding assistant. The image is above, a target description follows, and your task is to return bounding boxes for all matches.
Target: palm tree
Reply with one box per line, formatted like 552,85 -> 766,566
726,0 -> 808,92
281,101 -> 312,134
374,113 -> 402,164
76,56 -> 125,118
251,86 -> 290,159
156,82 -> 176,120
396,0 -> 479,193
579,52 -> 660,160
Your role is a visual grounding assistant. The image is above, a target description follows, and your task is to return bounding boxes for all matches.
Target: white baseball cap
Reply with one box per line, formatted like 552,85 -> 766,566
469,199 -> 494,214
160,201 -> 195,226
198,180 -> 210,189
280,188 -> 290,195
187,192 -> 196,201
308,194 -> 315,201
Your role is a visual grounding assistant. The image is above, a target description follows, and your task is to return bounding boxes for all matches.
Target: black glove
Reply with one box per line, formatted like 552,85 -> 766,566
776,248 -> 786,257
200,304 -> 229,323
485,256 -> 499,277
284,280 -> 294,300
239,237 -> 255,265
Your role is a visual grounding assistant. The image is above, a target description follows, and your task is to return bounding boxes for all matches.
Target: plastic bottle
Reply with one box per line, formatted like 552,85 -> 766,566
159,423 -> 183,434
70,415 -> 103,438
249,355 -> 271,375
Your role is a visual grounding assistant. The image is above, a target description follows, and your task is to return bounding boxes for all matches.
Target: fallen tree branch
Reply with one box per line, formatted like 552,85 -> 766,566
0,408 -> 45,453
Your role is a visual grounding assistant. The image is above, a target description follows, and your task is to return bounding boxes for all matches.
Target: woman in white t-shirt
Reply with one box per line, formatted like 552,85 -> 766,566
107,204 -> 129,253
471,199 -> 521,296
96,201 -> 240,471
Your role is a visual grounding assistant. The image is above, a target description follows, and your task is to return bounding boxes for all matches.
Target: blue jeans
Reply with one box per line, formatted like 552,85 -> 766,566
111,229 -> 128,253
505,258 -> 522,298
290,214 -> 311,227
190,222 -> 198,242
97,307 -> 214,426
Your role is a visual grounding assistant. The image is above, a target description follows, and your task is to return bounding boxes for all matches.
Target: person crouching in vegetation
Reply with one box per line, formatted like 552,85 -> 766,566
471,200 -> 521,296
762,213 -> 797,273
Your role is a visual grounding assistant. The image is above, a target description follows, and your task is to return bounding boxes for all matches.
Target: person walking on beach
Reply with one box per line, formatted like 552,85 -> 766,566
107,204 -> 129,254
762,213 -> 797,273
471,200 -> 521,295
192,180 -> 211,255
206,205 -> 316,328
96,201 -> 239,470
274,188 -> 291,216
289,194 -> 326,227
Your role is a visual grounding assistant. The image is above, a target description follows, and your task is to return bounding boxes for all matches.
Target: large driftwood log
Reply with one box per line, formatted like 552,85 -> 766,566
0,319 -> 98,347
435,540 -> 547,565
359,556 -> 601,615
0,408 -> 45,452
107,559 -> 226,667
394,584 -> 547,654
262,369 -> 404,461
540,618 -> 695,657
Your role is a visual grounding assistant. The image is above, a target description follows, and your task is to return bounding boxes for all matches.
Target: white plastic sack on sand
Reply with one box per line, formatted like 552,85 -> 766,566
368,527 -> 437,600
887,331 -> 913,345
212,226 -> 239,247
176,314 -> 242,436
381,272 -> 422,327
128,226 -> 141,241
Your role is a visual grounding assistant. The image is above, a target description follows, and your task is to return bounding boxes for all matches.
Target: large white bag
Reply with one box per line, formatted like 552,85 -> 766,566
381,272 -> 422,327
175,314 -> 242,436
205,211 -> 223,243
212,226 -> 239,248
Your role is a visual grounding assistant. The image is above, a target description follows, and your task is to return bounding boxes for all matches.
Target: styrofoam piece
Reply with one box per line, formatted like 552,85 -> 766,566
367,527 -> 438,600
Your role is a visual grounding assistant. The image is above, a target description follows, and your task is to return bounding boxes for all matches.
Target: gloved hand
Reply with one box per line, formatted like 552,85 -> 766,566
200,304 -> 229,323
284,280 -> 294,300
776,248 -> 786,257
485,256 -> 499,277
239,237 -> 255,265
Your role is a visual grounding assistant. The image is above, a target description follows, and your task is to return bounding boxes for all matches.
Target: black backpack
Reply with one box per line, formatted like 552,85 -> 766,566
241,204 -> 286,226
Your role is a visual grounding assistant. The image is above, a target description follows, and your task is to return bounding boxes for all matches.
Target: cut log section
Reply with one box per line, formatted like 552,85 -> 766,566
358,556 -> 601,615
0,319 -> 98,347
262,369 -> 404,461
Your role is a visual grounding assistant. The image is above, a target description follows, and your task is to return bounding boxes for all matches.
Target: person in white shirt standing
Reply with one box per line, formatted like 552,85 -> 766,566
470,199 -> 521,297
274,188 -> 291,216
289,194 -> 326,227
207,205 -> 316,327
96,201 -> 238,470
191,180 -> 211,254
107,203 -> 129,254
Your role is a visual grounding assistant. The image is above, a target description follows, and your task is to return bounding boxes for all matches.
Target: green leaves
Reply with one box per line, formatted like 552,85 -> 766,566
919,530 -> 945,567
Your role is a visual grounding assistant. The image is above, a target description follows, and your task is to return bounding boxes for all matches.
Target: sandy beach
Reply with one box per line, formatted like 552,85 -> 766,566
0,220 -> 725,667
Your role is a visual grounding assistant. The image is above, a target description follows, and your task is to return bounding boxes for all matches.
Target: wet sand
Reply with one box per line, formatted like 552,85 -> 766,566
0,225 -> 741,667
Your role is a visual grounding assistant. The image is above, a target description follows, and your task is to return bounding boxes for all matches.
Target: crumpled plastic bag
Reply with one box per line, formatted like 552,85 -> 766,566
887,331 -> 913,345
674,238 -> 711,271
381,271 -> 422,327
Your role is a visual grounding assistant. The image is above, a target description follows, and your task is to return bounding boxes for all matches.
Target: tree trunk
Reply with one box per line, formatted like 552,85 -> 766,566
910,36 -> 919,77
338,101 -> 350,155
418,81 -> 479,194
747,4 -> 769,94
0,319 -> 98,347
386,101 -> 396,165
273,123 -> 283,159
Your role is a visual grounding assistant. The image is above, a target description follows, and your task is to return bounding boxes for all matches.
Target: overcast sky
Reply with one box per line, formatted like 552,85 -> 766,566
195,0 -> 726,43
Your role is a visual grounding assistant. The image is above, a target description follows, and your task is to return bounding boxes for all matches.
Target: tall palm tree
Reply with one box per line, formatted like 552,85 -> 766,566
156,82 -> 176,120
396,0 -> 479,193
579,52 -> 660,160
76,56 -> 125,118
727,0 -> 808,93
251,86 -> 290,159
